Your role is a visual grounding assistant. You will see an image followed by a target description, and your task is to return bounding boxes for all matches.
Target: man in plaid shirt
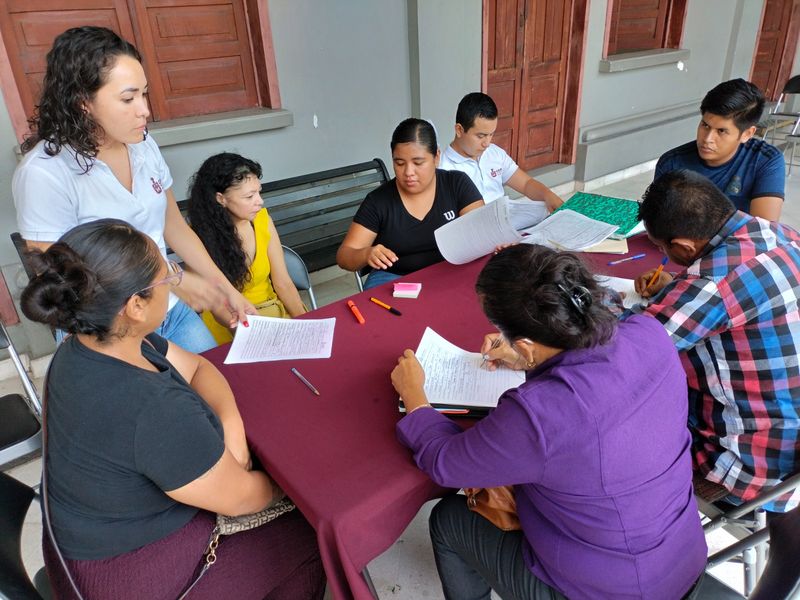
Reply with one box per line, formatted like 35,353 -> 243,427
627,170 -> 800,511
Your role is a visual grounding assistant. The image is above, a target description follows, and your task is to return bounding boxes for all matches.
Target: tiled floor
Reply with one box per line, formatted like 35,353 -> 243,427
5,157 -> 800,598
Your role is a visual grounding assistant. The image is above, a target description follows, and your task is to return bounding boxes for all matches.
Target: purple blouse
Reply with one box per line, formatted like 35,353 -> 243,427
397,314 -> 706,600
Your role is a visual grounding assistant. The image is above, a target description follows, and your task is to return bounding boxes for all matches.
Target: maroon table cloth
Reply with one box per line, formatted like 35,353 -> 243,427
203,233 -> 670,600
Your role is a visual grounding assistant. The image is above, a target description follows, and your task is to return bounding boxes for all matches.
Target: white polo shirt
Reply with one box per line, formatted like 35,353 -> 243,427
13,135 -> 173,253
439,143 -> 519,203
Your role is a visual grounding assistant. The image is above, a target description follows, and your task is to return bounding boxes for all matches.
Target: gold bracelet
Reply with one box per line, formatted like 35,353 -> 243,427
406,403 -> 433,415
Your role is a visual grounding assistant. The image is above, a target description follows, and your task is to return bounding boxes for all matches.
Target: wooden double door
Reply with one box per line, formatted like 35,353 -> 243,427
485,0 -> 583,171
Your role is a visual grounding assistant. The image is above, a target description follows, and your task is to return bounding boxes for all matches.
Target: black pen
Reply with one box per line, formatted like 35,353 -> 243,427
369,297 -> 402,316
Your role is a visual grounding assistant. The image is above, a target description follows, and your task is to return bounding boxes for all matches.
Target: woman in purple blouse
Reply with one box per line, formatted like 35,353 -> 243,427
391,245 -> 707,600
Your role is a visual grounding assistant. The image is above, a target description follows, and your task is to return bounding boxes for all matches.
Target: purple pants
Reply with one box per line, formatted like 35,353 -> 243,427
45,509 -> 326,600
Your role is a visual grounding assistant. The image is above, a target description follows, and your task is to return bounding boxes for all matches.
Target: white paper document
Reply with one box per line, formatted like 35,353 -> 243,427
412,327 -> 524,409
434,197 -> 617,264
224,315 -> 336,364
519,210 -> 619,251
434,197 -> 523,265
595,275 -> 644,309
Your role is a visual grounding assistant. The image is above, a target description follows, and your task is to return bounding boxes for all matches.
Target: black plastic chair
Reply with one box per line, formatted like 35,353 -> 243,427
0,309 -> 42,471
765,74 -> 800,145
689,502 -> 800,599
0,472 -> 50,599
694,471 -> 800,596
282,245 -> 318,310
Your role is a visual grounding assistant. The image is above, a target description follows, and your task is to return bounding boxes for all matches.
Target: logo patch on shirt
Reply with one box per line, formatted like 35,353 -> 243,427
443,210 -> 456,221
150,177 -> 163,194
726,176 -> 742,196
490,168 -> 502,178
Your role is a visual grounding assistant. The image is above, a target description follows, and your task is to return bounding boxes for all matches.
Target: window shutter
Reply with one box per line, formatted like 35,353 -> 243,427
129,0 -> 260,120
607,0 -> 671,55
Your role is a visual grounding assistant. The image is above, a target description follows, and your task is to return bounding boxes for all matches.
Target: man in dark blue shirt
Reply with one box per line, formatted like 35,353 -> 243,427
655,79 -> 785,221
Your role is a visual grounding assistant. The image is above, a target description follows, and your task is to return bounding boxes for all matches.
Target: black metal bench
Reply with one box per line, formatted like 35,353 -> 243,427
176,158 -> 390,273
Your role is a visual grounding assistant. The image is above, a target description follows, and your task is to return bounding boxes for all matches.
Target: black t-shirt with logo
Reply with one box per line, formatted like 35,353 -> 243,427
353,169 -> 481,275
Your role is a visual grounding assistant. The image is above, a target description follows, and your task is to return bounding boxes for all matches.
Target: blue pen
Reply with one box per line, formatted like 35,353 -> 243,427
607,253 -> 646,266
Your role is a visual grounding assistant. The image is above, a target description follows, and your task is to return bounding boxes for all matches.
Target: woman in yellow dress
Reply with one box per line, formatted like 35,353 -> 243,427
189,153 -> 308,343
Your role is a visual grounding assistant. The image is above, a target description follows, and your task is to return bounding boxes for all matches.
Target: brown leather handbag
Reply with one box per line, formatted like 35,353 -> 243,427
464,486 -> 522,531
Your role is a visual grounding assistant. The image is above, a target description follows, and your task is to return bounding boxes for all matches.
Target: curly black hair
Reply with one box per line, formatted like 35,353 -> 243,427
188,153 -> 263,291
21,26 -> 142,172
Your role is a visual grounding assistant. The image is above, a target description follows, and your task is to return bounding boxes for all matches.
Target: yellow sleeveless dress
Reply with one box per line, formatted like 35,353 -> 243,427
202,208 -> 289,344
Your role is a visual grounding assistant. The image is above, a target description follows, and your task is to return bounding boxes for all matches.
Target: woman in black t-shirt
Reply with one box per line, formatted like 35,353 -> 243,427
20,219 -> 325,599
337,118 -> 483,289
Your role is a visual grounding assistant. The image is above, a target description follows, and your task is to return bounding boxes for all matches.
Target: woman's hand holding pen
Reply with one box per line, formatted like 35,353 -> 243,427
391,349 -> 429,411
634,266 -> 673,298
480,333 -> 523,371
367,244 -> 398,270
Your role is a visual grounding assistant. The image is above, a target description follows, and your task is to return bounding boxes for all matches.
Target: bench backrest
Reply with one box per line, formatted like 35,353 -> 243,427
177,158 -> 390,272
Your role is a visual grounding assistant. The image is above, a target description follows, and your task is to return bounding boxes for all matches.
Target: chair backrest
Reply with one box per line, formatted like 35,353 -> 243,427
783,74 -> 800,95
282,245 -> 311,291
10,233 -> 35,283
261,158 -> 391,272
0,472 -> 42,600
749,505 -> 800,600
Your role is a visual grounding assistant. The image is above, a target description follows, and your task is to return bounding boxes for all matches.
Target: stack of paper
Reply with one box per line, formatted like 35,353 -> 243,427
434,196 -> 618,265
393,282 -> 422,298
553,192 -> 643,239
401,327 -> 524,411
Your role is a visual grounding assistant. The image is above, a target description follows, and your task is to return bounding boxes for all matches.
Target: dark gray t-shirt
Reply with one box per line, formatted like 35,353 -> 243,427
45,334 -> 225,560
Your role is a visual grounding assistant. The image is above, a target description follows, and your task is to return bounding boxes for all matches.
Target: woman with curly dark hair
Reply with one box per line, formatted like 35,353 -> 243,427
189,153 -> 307,343
12,26 -> 256,352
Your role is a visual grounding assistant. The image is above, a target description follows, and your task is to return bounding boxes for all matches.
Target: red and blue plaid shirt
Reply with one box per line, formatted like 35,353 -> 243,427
627,211 -> 800,511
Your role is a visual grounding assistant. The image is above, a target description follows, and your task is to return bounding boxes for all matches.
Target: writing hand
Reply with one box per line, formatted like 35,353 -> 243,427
480,333 -> 521,370
634,269 -> 673,298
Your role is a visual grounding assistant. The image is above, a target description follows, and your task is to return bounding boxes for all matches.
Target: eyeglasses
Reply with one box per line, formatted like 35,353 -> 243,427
135,260 -> 183,296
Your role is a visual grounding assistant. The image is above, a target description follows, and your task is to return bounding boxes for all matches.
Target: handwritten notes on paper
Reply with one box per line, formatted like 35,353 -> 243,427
413,327 -> 524,409
518,210 -> 618,251
224,315 -> 336,364
595,275 -> 644,309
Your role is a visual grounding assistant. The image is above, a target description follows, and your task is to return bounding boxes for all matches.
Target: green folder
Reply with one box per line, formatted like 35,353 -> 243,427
553,192 -> 642,238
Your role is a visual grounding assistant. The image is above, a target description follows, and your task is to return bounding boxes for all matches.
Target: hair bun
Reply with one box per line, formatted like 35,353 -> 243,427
20,243 -> 97,330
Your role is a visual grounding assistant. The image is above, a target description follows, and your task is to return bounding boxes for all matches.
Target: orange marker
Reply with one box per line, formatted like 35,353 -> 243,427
347,300 -> 365,324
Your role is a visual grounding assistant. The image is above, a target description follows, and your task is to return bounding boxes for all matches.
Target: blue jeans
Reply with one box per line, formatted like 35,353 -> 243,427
156,300 -> 217,353
55,300 -> 216,353
363,270 -> 402,290
429,495 -> 565,600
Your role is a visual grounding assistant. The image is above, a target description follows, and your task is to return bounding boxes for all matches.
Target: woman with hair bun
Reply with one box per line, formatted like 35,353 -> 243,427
390,244 -> 707,600
13,25 -> 256,352
188,152 -> 307,344
337,117 -> 484,289
22,219 -> 325,599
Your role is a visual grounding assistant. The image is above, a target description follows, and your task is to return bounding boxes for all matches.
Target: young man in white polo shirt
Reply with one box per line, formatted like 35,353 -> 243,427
439,92 -> 563,211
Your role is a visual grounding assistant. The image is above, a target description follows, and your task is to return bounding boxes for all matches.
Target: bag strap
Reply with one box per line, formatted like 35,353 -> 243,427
40,339 -> 218,600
